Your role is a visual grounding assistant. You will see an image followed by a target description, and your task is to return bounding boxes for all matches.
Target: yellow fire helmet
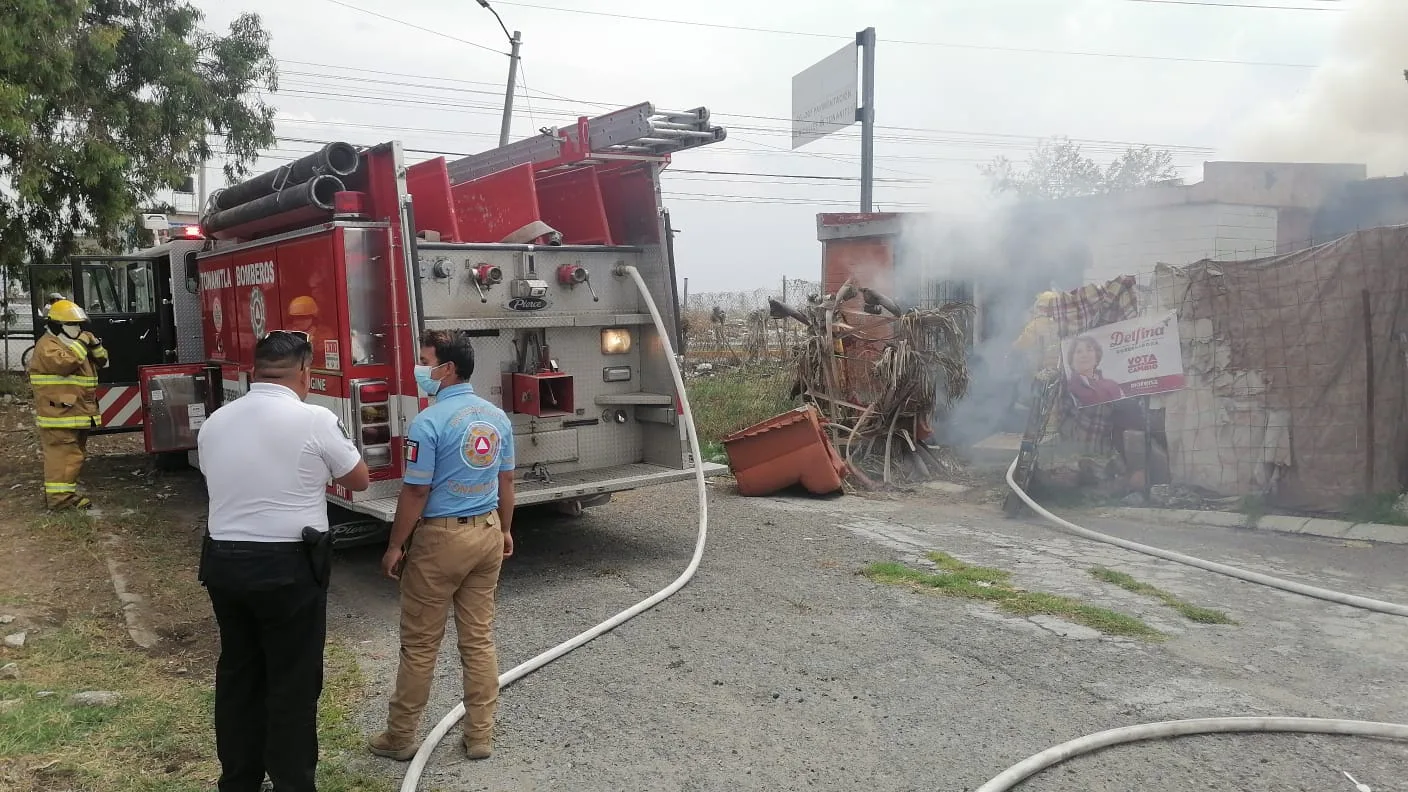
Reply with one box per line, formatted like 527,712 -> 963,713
46,299 -> 89,324
1033,290 -> 1059,314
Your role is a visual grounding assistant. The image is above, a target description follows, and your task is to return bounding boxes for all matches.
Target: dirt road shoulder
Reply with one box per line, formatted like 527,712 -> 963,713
0,394 -> 391,792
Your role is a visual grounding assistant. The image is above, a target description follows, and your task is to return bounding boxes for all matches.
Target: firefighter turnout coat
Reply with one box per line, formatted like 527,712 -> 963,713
29,329 -> 109,507
29,331 -> 108,431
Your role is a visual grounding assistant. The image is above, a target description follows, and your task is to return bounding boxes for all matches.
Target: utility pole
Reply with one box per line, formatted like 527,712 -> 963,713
499,30 -> 521,147
477,1 -> 521,148
858,27 -> 877,213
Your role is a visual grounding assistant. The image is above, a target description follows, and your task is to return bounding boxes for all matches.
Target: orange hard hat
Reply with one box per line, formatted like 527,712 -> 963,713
287,295 -> 319,317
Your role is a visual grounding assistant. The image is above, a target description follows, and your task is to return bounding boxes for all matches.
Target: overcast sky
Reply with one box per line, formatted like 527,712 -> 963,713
187,0 -> 1393,293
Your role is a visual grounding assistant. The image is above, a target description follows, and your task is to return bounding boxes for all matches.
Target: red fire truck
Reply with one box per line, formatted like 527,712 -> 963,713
133,101 -> 727,546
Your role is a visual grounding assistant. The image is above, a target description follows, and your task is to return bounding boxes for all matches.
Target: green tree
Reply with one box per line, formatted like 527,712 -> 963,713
0,1 -> 278,276
980,137 -> 1181,200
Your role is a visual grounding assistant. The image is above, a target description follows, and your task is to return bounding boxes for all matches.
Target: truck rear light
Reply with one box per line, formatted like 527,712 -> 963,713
358,383 -> 390,403
600,328 -> 632,355
352,379 -> 393,470
603,366 -> 632,382
361,425 -> 392,445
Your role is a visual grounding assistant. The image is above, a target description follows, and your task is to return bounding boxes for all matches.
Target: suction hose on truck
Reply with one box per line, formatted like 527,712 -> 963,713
973,454 -> 1408,792
399,264 -> 710,792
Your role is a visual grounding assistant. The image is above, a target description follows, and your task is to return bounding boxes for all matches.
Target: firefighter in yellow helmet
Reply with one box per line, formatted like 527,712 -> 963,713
26,299 -> 109,510
1009,290 -> 1064,437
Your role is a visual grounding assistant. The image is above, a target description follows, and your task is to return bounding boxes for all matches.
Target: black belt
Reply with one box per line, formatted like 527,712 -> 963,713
207,539 -> 306,554
422,511 -> 494,525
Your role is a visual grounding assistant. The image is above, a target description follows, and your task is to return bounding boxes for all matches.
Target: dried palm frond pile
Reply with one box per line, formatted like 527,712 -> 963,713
770,279 -> 975,487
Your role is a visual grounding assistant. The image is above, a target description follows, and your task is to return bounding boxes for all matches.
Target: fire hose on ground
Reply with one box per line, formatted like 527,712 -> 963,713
398,270 -> 1408,791
977,455 -> 1408,792
399,264 -> 709,791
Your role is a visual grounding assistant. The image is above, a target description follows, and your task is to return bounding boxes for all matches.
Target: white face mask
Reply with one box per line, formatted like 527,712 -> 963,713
60,324 -> 83,339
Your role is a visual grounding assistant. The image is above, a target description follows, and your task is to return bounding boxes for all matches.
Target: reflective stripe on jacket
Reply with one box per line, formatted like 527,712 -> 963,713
27,332 -> 105,429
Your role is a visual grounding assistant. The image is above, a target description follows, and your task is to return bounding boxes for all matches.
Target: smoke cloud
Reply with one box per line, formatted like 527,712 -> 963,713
889,188 -> 1085,447
1226,0 -> 1408,175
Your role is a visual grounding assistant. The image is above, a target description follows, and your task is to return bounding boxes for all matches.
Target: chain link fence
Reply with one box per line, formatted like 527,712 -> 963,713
680,277 -> 822,367
1,275 -> 36,372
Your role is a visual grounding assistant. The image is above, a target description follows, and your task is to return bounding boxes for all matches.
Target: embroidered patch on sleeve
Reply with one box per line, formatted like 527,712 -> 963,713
404,438 -> 419,463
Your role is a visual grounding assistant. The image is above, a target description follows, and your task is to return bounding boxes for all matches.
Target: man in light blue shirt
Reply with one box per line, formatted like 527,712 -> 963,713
369,330 -> 516,763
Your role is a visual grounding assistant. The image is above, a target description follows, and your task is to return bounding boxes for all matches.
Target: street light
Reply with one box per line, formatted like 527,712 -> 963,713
477,0 -> 521,147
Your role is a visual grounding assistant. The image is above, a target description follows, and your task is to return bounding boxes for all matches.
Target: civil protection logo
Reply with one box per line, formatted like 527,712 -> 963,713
462,421 -> 500,469
249,288 -> 266,340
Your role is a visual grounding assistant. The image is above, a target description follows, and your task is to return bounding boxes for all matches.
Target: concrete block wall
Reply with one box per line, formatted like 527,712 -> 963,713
1212,204 -> 1279,261
1082,202 -> 1279,287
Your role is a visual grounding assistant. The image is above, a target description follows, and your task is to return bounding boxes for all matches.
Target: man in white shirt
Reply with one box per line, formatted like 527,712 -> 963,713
197,330 -> 370,792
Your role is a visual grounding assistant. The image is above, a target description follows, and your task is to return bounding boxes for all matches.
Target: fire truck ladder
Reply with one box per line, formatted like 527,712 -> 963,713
444,102 -> 726,184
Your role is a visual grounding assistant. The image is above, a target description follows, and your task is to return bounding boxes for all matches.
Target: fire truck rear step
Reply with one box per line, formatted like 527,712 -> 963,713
341,461 -> 727,524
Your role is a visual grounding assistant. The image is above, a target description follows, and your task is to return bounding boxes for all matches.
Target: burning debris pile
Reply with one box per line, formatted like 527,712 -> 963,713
769,279 -> 973,487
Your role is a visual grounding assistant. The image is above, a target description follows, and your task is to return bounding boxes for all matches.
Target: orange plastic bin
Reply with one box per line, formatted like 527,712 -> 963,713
720,405 -> 847,497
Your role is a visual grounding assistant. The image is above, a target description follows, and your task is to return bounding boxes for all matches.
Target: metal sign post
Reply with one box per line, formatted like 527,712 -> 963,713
790,28 -> 876,212
858,27 -> 876,213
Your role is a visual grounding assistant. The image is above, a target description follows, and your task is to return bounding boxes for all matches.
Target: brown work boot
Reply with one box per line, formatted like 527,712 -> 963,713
367,731 -> 421,761
464,735 -> 492,760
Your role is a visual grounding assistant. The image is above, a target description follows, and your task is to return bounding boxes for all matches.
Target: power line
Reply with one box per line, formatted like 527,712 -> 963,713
271,78 -> 1215,158
275,69 -> 1215,153
318,0 -> 507,55
270,109 -> 1205,171
490,1 -> 1319,68
265,114 -> 1203,182
273,60 -> 1221,154
671,169 -> 927,184
1125,0 -> 1339,9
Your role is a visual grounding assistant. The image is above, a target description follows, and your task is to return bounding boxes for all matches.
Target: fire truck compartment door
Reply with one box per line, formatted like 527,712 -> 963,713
138,363 -> 216,454
513,429 -> 580,467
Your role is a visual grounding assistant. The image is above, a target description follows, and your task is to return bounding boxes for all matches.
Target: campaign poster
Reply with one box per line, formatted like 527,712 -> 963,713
1060,311 -> 1185,408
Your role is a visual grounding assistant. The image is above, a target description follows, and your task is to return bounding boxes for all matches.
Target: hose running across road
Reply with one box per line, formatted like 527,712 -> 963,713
399,264 -> 711,792
976,455 -> 1408,791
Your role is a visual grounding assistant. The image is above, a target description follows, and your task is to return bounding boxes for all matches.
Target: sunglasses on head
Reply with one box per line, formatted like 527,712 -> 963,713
257,329 -> 312,347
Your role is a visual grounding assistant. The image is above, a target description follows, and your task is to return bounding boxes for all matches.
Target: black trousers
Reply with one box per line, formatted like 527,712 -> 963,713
202,540 -> 327,792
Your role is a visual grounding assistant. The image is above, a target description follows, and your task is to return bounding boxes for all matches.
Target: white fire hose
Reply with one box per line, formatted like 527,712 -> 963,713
399,264 -> 1408,791
977,455 -> 1408,791
399,264 -> 709,791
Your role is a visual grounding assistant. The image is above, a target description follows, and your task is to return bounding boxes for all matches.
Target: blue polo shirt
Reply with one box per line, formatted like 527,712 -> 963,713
402,383 -> 516,518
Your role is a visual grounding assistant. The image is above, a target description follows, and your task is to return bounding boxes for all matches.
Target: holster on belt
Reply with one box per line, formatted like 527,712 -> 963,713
301,526 -> 333,591
197,523 -> 212,586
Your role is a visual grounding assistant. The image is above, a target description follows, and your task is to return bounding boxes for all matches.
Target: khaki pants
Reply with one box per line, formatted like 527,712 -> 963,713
39,428 -> 89,509
386,511 -> 503,743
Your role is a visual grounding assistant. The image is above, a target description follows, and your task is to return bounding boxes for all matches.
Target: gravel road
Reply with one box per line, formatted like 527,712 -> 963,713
330,480 -> 1408,792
